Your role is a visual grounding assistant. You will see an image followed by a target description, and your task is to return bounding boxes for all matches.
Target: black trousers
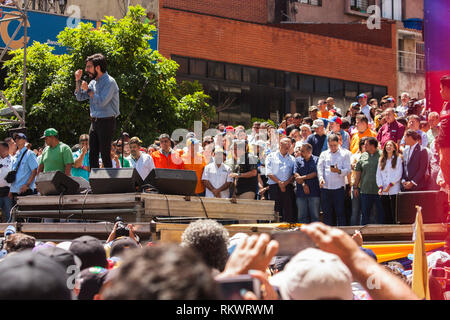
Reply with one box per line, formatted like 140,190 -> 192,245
89,117 -> 116,169
381,194 -> 397,224
269,184 -> 296,223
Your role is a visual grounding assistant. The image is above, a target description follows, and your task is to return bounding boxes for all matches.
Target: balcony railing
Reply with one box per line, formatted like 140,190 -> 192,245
1,0 -> 67,15
398,50 -> 425,74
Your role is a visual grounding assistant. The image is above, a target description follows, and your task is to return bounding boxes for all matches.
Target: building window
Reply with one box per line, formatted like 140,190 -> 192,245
190,59 -> 207,76
345,81 -> 358,98
259,69 -> 276,87
381,0 -> 402,21
358,83 -> 373,99
290,74 -> 298,90
299,75 -> 314,93
373,86 -> 388,99
225,64 -> 242,82
330,79 -> 344,96
416,42 -> 425,74
243,67 -> 258,83
173,56 -> 189,74
275,71 -> 285,88
208,61 -> 225,79
297,0 -> 322,6
350,0 -> 375,14
314,77 -> 329,94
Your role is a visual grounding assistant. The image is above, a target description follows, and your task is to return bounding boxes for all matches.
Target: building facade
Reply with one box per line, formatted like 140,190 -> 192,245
158,0 -> 397,126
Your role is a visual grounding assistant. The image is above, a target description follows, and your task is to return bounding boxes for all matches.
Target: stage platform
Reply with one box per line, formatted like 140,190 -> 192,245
13,193 -> 278,222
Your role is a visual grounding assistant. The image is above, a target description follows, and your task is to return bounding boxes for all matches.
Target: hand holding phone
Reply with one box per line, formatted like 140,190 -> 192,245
271,230 -> 316,257
217,275 -> 261,300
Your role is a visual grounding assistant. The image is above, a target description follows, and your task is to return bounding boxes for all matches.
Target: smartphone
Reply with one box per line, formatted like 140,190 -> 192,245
217,274 -> 261,300
330,165 -> 335,168
271,230 -> 316,257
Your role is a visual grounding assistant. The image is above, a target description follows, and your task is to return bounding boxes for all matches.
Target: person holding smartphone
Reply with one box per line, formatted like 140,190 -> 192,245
317,134 -> 351,226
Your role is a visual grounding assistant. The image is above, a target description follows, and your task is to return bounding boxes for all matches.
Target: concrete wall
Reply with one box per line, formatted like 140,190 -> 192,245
64,0 -> 159,21
398,72 -> 425,100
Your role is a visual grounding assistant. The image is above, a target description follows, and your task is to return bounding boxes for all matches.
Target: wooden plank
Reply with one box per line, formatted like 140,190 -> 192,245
142,194 -> 276,220
17,193 -> 142,207
0,223 -> 153,241
155,223 -> 449,243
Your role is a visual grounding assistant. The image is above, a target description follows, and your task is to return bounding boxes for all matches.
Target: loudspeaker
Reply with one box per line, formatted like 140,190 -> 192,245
396,190 -> 448,224
36,171 -> 80,195
89,168 -> 143,194
145,168 -> 197,196
70,176 -> 91,193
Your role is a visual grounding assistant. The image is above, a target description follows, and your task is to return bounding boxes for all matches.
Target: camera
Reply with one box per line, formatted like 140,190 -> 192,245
115,216 -> 130,238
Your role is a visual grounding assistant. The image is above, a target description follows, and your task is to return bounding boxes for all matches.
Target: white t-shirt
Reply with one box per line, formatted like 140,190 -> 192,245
202,162 -> 233,198
0,155 -> 12,188
134,152 -> 155,181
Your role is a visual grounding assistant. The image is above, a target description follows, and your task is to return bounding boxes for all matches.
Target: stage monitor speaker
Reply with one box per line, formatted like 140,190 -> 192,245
70,176 -> 91,193
89,168 -> 143,194
145,168 -> 197,196
396,190 -> 448,224
36,171 -> 80,196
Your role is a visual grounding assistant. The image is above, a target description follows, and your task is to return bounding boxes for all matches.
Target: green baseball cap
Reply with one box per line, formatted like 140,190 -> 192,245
40,128 -> 58,139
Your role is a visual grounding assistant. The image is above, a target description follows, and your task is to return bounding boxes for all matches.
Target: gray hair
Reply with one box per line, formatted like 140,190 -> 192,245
181,219 -> 230,272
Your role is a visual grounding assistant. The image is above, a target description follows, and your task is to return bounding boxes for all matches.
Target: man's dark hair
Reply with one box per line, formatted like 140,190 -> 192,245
301,143 -> 313,153
440,75 -> 450,88
0,141 -> 9,149
103,244 -> 221,300
365,137 -> 378,148
4,233 -> 35,253
359,137 -> 368,152
405,129 -> 420,141
303,117 -> 313,126
341,118 -> 350,130
327,134 -> 339,143
181,219 -> 229,272
356,114 -> 369,124
293,113 -> 302,119
397,117 -> 408,128
4,137 -> 12,143
86,53 -> 107,73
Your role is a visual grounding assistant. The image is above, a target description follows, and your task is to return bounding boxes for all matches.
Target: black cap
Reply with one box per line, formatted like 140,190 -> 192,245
69,236 -> 107,269
76,267 -> 108,300
0,250 -> 71,300
36,246 -> 82,271
110,237 -> 139,258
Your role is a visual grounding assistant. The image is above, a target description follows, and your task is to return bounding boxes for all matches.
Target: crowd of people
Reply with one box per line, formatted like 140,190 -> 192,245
0,81 -> 450,226
0,218 -> 448,300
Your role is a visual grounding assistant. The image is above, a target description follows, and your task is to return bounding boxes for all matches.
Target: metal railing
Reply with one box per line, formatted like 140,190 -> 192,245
398,50 -> 425,74
2,0 -> 67,15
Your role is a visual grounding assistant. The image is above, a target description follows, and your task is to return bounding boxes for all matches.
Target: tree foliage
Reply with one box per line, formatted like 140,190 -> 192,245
0,5 -> 213,147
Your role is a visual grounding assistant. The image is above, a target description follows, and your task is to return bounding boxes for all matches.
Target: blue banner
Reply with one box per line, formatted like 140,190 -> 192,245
0,6 -> 158,54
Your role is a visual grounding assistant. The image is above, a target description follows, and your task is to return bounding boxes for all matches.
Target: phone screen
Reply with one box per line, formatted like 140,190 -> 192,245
217,275 -> 261,300
271,230 -> 317,257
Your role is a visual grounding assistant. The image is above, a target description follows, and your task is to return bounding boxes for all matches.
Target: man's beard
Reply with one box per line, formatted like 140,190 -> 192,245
88,70 -> 98,79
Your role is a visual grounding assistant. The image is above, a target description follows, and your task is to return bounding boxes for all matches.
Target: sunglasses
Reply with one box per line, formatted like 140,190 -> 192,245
80,139 -> 89,143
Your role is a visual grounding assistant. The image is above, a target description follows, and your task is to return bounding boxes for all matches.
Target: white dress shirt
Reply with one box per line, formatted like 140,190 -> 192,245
202,162 -> 233,198
317,148 -> 351,190
0,155 -> 12,188
376,157 -> 403,195
360,105 -> 373,123
134,152 -> 155,181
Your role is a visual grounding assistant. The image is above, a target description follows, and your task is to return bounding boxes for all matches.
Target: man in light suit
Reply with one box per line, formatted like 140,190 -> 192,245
402,130 -> 429,191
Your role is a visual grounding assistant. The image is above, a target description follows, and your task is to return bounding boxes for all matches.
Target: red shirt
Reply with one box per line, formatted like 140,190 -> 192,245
377,120 -> 405,148
151,150 -> 185,169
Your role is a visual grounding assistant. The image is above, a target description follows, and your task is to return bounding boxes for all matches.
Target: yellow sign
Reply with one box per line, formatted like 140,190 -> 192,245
0,11 -> 30,50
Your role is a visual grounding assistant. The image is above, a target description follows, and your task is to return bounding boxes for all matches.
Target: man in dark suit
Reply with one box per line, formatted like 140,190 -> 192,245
402,130 -> 429,191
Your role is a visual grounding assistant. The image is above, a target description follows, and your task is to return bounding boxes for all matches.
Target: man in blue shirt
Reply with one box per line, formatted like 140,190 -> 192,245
8,133 -> 38,201
306,119 -> 327,157
266,138 -> 296,222
293,143 -> 320,224
75,53 -> 119,169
